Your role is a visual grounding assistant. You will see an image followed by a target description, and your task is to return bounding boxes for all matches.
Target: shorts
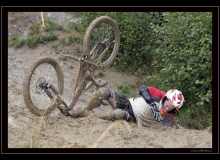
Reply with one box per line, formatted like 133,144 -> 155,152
114,92 -> 137,123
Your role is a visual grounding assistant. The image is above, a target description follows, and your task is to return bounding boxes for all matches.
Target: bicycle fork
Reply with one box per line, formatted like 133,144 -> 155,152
43,83 -> 73,116
43,67 -> 94,117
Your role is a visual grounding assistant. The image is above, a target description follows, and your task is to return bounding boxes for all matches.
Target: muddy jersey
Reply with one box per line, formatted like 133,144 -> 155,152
129,97 -> 174,127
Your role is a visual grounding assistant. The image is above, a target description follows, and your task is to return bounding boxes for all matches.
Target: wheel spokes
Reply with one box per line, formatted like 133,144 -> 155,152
88,22 -> 115,64
29,63 -> 59,110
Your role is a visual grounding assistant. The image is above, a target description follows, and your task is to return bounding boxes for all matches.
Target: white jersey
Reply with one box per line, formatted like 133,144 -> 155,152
129,97 -> 165,127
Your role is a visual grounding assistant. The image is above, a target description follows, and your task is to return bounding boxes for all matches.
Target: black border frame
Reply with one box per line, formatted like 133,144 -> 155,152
1,6 -> 219,154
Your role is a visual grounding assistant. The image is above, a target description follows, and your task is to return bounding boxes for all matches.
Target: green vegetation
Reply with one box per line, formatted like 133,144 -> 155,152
28,23 -> 41,36
67,21 -> 80,32
8,19 -> 71,49
59,35 -> 82,46
26,32 -> 58,49
76,46 -> 81,53
94,71 -> 105,78
8,17 -> 82,53
44,19 -> 67,32
66,35 -> 75,45
25,20 -> 61,49
51,44 -> 59,52
117,82 -> 135,98
8,37 -> 26,48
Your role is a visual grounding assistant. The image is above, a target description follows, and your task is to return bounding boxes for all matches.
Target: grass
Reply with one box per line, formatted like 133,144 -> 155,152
94,71 -> 105,78
28,23 -> 41,36
44,19 -> 67,32
51,44 -> 59,51
41,32 -> 58,43
108,65 -> 137,77
75,52 -> 82,57
59,39 -> 66,45
67,21 -> 81,32
25,35 -> 40,49
8,18 -> 83,57
26,32 -> 58,49
8,37 -> 26,48
8,19 -> 70,49
76,46 -> 81,53
172,106 -> 212,130
59,35 -> 82,46
74,35 -> 82,44
117,82 -> 135,98
65,35 -> 75,45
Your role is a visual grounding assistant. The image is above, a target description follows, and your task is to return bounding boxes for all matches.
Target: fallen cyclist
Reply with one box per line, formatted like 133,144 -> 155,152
65,85 -> 185,129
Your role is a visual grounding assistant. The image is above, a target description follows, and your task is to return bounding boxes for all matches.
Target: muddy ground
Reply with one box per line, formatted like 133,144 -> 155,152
7,12 -> 212,150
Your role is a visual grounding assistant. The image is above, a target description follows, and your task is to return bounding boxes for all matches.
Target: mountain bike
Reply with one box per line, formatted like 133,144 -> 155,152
23,16 -> 120,117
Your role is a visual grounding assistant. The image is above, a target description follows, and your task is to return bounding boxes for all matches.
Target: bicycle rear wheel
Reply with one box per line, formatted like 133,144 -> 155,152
23,57 -> 64,116
83,16 -> 120,69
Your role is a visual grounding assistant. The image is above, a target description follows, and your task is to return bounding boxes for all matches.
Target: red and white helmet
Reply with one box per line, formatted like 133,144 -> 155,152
159,89 -> 184,116
166,89 -> 184,110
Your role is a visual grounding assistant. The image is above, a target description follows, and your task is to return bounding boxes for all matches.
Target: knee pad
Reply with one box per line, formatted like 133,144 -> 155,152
139,85 -> 154,104
94,87 -> 114,100
110,109 -> 134,122
139,85 -> 149,95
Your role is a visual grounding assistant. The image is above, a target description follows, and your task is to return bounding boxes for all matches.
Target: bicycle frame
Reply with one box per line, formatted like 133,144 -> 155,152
54,40 -> 109,114
23,16 -> 120,117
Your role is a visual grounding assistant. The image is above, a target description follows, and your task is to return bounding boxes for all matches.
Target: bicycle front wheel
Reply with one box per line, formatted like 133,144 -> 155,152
83,16 -> 120,69
23,57 -> 64,116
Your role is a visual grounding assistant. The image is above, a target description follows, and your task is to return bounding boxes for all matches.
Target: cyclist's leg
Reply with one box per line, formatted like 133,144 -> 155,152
109,109 -> 134,122
69,87 -> 114,118
98,90 -> 135,122
70,87 -> 134,122
86,87 -> 115,110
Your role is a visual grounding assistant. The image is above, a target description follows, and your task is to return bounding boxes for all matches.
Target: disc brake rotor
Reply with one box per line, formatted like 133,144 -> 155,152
36,77 -> 48,94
